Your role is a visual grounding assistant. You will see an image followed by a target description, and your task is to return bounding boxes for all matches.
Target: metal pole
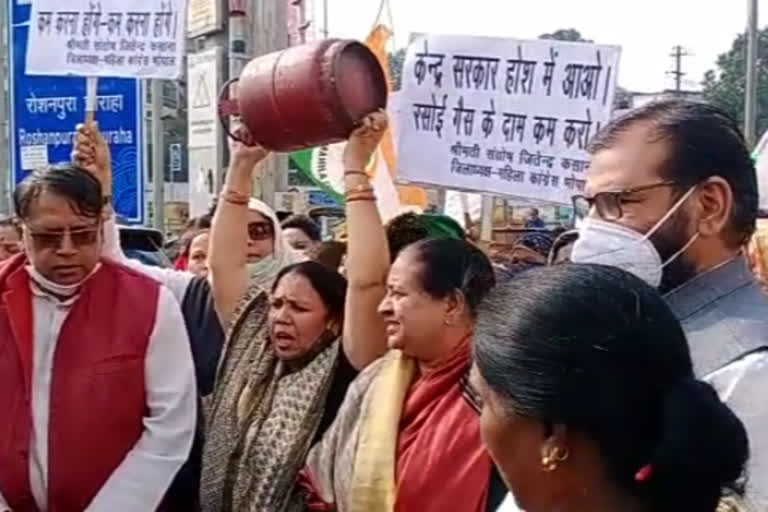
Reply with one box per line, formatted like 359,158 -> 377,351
666,45 -> 688,97
323,0 -> 328,37
151,79 -> 165,231
745,0 -> 759,147
249,0 -> 288,206
228,0 -> 248,139
0,0 -> 10,215
480,194 -> 493,242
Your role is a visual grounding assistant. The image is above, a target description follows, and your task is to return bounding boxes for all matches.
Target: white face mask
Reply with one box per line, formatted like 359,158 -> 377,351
571,187 -> 699,288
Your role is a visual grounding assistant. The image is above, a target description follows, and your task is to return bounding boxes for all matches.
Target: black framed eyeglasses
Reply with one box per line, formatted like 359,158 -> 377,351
572,181 -> 680,221
247,221 -> 273,241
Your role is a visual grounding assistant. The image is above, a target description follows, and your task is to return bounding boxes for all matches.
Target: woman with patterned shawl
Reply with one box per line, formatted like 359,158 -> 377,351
200,127 -> 394,512
289,112 -> 506,512
200,260 -> 357,512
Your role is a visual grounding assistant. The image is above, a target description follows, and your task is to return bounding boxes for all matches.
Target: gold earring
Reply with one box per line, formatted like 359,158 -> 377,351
541,445 -> 569,472
325,323 -> 340,339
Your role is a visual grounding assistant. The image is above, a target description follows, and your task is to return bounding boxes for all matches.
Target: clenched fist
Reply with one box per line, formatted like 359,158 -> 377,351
343,110 -> 388,171
72,121 -> 112,197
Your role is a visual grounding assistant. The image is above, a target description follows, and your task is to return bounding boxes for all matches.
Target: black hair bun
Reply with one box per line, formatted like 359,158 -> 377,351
644,379 -> 749,511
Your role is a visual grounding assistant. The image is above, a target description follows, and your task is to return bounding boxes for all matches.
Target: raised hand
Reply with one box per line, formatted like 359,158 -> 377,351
72,121 -> 112,196
343,110 -> 388,171
230,125 -> 270,175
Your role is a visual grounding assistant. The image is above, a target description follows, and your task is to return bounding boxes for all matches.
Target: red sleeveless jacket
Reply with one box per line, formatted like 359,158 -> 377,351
0,254 -> 160,512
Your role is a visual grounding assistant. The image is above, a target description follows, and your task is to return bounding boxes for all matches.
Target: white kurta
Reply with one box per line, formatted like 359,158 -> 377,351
496,494 -> 522,511
706,351 -> 768,510
101,216 -> 194,302
0,265 -> 197,512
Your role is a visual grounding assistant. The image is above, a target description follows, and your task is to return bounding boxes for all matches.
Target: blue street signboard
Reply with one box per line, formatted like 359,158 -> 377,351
7,0 -> 144,222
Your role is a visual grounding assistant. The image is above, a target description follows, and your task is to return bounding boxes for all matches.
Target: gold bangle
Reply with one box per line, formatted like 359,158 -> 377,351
346,188 -> 376,197
344,170 -> 369,178
345,183 -> 374,195
221,189 -> 249,206
346,190 -> 376,200
346,195 -> 376,203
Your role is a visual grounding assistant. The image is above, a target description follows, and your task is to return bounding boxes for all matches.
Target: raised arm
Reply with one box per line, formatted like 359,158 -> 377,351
342,111 -> 391,370
73,123 -> 194,301
208,133 -> 270,327
74,124 -> 225,396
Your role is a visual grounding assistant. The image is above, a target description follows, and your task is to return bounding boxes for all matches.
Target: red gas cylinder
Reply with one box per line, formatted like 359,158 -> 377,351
222,39 -> 388,152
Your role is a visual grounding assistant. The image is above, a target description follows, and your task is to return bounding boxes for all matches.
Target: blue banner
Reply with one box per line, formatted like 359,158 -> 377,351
8,0 -> 144,223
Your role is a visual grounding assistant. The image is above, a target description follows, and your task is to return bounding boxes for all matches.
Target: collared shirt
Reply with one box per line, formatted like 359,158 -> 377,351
11,265 -> 197,511
665,255 -> 768,508
100,217 -> 225,509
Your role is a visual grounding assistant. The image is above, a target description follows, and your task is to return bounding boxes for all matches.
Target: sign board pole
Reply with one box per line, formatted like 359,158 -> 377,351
151,79 -> 165,232
85,77 -> 98,123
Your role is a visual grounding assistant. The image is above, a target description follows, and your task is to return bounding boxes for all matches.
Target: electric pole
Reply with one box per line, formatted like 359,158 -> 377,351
745,0 -> 759,147
248,0 -> 289,206
151,80 -> 165,232
667,45 -> 689,95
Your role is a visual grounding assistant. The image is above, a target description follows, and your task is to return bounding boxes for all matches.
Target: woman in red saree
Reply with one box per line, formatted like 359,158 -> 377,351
289,112 -> 505,512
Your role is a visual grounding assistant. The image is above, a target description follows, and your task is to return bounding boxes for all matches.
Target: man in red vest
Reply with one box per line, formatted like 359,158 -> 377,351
0,165 -> 197,511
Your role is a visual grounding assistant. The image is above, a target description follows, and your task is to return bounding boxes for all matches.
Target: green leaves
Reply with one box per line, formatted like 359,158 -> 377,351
538,29 -> 593,43
703,28 -> 768,142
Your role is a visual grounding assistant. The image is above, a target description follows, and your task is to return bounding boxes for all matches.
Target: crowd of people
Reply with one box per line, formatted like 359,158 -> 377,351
0,98 -> 765,512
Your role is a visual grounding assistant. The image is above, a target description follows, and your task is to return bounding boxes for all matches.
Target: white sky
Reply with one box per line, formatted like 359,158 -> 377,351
316,0 -> 767,93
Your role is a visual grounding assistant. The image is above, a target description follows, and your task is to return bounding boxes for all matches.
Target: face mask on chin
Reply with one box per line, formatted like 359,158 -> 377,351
571,187 -> 699,289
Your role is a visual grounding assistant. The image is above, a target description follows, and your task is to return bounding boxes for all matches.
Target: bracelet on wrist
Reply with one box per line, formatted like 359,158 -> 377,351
346,195 -> 377,203
345,183 -> 374,195
344,170 -> 369,178
221,189 -> 249,206
346,189 -> 377,202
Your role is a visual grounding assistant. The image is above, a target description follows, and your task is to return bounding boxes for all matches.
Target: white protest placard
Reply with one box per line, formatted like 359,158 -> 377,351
26,0 -> 186,79
394,34 -> 621,205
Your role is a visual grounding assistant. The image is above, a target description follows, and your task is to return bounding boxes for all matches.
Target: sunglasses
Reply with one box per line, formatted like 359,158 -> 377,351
25,224 -> 101,250
247,221 -> 273,241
